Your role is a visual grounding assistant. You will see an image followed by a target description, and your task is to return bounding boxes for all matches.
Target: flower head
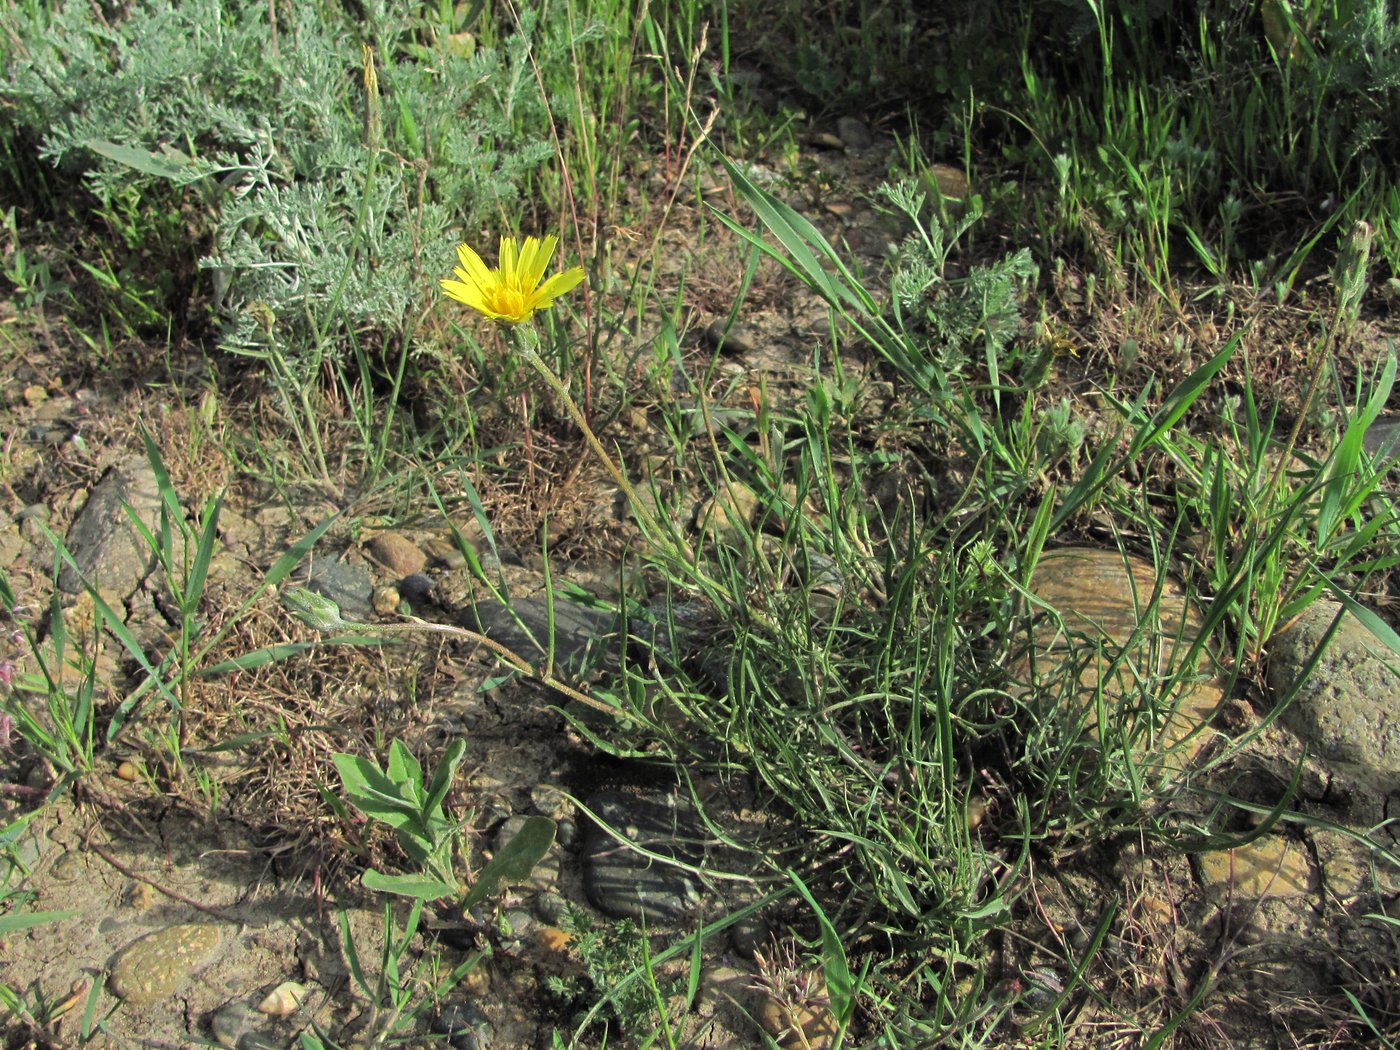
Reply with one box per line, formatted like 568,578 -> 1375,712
441,234 -> 585,325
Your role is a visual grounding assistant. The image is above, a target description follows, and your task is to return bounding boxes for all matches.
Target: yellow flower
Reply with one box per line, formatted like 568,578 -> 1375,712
440,234 -> 585,324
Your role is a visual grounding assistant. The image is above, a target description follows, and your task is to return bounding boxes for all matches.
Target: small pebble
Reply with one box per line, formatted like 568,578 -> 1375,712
529,784 -> 574,823
367,532 -> 427,576
397,572 -> 434,608
211,1001 -> 257,1048
1020,967 -> 1066,1012
372,584 -> 401,616
460,961 -> 491,997
257,980 -> 309,1017
555,818 -> 577,851
533,926 -> 572,953
49,851 -> 84,883
730,912 -> 771,958
966,795 -> 988,831
701,319 -> 760,356
434,999 -> 492,1050
501,908 -> 537,940
835,116 -> 873,150
532,890 -> 569,925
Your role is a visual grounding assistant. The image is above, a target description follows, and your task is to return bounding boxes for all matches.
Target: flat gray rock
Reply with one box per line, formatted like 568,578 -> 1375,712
464,596 -> 618,674
59,455 -> 161,597
304,559 -> 373,622
1363,415 -> 1400,464
580,789 -> 705,924
1267,600 -> 1400,792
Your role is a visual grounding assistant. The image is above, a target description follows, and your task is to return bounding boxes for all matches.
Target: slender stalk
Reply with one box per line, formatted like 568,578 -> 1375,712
370,616 -> 618,716
1263,220 -> 1371,509
507,325 -> 695,564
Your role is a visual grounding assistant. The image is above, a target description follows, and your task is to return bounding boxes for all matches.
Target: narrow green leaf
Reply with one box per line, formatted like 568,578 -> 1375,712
263,515 -> 339,591
1128,334 -> 1238,458
362,869 -> 457,900
339,906 -> 368,996
139,425 -> 183,527
0,908 -> 79,934
422,739 -> 466,820
788,871 -> 855,1027
85,139 -> 193,180
184,494 -> 223,611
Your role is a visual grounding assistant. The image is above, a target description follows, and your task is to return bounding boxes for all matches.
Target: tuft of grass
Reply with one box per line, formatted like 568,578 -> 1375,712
972,0 -> 1400,295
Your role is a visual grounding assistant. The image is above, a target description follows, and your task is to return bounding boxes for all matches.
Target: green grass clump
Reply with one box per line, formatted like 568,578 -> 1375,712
981,0 -> 1400,292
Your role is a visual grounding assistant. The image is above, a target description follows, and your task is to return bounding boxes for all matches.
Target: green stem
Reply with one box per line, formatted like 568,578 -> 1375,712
508,325 -> 694,564
1263,220 -> 1371,511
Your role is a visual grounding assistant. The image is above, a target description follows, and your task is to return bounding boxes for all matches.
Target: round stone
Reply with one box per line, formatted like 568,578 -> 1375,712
835,116 -> 873,150
367,532 -> 427,577
532,890 -> 569,925
1267,600 -> 1400,793
701,320 -> 760,356
529,783 -> 574,822
397,572 -> 434,609
729,912 -> 771,958
372,584 -> 401,616
109,923 -> 225,1005
555,818 -> 578,851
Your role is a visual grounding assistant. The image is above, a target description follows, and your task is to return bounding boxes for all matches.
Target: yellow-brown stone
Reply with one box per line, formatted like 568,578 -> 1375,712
1197,837 -> 1315,900
1021,547 -> 1224,777
108,923 -> 224,1004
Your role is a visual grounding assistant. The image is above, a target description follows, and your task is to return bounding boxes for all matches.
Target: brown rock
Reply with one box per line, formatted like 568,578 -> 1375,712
532,926 -> 572,953
1196,837 -> 1315,901
1021,547 -> 1224,777
372,584 -> 402,616
692,483 -> 761,547
757,993 -> 840,1050
366,532 -> 427,576
925,163 -> 970,202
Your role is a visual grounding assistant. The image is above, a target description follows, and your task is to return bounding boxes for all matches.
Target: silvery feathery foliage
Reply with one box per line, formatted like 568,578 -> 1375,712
1,0 -> 554,373
879,180 -> 1039,382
